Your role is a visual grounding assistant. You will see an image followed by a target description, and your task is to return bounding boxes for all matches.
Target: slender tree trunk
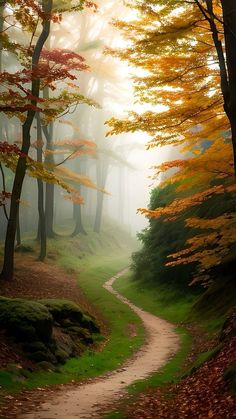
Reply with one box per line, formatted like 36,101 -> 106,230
16,210 -> 21,247
42,114 -> 55,238
221,0 -> 236,173
93,159 -> 108,233
72,200 -> 87,236
94,191 -> 104,233
36,114 -> 46,261
45,183 -> 55,237
0,1 -> 5,72
0,2 -> 5,141
0,4 -> 6,235
118,166 -> 125,226
0,1 -> 52,280
1,117 -> 36,279
72,158 -> 87,236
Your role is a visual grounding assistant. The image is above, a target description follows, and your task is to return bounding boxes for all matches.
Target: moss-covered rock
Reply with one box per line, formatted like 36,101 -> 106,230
38,299 -> 84,323
0,297 -> 53,342
81,314 -> 100,333
54,348 -> 69,364
53,328 -> 75,357
23,341 -> 48,353
27,349 -> 57,364
67,325 -> 93,343
37,361 -> 57,371
0,297 -> 101,368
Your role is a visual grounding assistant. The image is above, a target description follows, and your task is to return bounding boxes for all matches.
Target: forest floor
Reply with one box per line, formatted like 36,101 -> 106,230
0,254 -> 107,370
0,255 -> 235,418
0,257 -> 180,418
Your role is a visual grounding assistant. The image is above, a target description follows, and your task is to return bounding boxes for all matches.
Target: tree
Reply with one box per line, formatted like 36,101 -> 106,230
138,139 -> 236,285
0,0 -> 96,280
194,0 -> 236,172
36,113 -> 47,260
106,1 -> 236,175
1,0 -> 53,280
108,0 -> 236,287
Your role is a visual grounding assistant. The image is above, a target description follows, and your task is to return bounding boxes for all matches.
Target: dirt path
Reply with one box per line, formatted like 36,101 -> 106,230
19,269 -> 179,419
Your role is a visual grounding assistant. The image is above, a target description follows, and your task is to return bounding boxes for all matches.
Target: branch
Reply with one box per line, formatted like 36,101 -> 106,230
194,0 -> 229,108
55,150 -> 79,167
0,162 -> 9,220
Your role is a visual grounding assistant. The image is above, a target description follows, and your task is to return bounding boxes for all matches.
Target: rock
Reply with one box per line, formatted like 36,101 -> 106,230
54,349 -> 69,364
37,361 -> 57,371
0,297 -> 101,367
23,341 -> 48,353
80,314 -> 100,333
27,350 -> 57,364
66,326 -> 93,344
53,329 -> 76,356
0,297 -> 53,343
38,299 -> 84,323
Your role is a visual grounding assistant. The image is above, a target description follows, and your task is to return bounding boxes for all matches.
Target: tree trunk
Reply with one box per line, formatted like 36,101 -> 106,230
118,166 -> 125,226
36,114 -> 47,261
94,191 -> 104,233
72,158 -> 87,236
16,210 -> 21,247
45,183 -> 55,237
72,201 -> 87,236
221,0 -> 236,173
0,1 -> 5,72
93,159 -> 108,233
0,1 -> 52,280
1,117 -> 36,280
42,114 -> 55,238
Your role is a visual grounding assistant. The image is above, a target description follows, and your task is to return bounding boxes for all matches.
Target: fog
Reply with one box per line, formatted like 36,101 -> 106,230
0,0 -> 176,239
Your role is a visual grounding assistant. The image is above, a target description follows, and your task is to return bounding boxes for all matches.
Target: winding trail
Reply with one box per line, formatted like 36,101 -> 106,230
20,269 -> 179,419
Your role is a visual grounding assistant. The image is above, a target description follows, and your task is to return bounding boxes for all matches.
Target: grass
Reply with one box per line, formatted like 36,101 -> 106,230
0,225 -> 196,403
0,226 -> 146,392
113,271 -> 195,323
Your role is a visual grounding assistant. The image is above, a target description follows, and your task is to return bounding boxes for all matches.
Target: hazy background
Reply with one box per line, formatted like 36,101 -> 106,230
1,0 -> 175,238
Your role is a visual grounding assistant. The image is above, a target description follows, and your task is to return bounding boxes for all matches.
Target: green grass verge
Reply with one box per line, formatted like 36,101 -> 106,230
113,272 -> 195,323
0,230 -> 145,392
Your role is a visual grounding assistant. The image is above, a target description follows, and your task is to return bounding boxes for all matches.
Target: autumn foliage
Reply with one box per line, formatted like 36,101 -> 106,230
0,0 -> 100,279
108,0 -> 236,287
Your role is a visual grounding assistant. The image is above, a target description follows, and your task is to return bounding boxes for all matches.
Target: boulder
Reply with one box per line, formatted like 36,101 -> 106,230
0,297 -> 53,343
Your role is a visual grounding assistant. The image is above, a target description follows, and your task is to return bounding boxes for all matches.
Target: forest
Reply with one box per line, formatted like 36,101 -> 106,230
0,1 -> 235,418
